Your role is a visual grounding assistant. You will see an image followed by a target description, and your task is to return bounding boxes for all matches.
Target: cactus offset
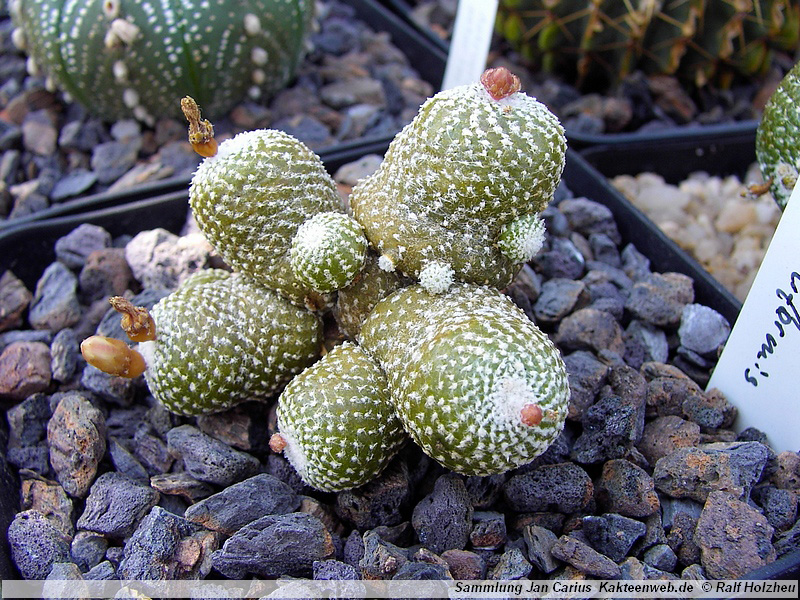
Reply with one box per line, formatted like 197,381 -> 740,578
497,0 -> 800,89
270,342 -> 407,492
756,59 -> 800,210
10,0 -> 313,123
349,67 -> 566,291
137,270 -> 322,416
357,284 -> 569,475
189,128 -> 367,309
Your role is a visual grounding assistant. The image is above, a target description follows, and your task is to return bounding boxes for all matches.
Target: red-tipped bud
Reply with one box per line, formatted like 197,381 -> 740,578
520,403 -> 543,426
481,67 -> 521,101
269,433 -> 288,453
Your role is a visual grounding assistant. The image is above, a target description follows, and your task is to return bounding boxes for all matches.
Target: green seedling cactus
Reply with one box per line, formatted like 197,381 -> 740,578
186,116 -> 368,309
269,342 -> 407,492
755,60 -> 800,210
496,0 -> 800,90
9,0 -> 313,123
349,67 -> 566,292
82,271 -> 322,416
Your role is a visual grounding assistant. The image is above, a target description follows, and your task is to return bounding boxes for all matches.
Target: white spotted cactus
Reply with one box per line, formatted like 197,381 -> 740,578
136,270 -> 322,416
9,0 -> 313,123
270,342 -> 407,492
358,284 -> 569,475
189,129 -> 368,309
756,60 -> 800,210
349,67 -> 566,292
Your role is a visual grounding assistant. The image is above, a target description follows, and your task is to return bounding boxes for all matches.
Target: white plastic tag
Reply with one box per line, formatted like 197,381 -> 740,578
707,182 -> 800,452
441,0 -> 499,90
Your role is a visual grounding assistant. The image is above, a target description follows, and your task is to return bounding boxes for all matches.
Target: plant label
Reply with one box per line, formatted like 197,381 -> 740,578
442,0 -> 499,90
707,181 -> 800,452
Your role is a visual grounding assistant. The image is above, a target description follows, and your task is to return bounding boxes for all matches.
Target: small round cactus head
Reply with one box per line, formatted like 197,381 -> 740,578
10,0 -> 314,123
290,212 -> 369,293
349,67 -> 566,291
271,341 -> 407,492
358,283 -> 570,475
138,269 -> 322,416
189,129 -> 351,309
756,60 -> 800,210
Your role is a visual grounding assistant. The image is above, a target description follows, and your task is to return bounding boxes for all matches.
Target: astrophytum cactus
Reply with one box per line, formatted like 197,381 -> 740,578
188,127 -> 368,309
755,59 -> 800,210
9,0 -> 314,123
349,67 -> 566,292
496,0 -> 800,89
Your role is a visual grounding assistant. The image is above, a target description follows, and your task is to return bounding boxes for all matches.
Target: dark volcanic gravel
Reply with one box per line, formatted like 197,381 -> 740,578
2,160 -> 798,586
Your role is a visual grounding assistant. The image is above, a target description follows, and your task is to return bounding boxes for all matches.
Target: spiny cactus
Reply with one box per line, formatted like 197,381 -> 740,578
188,127 -> 368,309
269,342 -> 407,492
756,59 -> 800,210
357,283 -> 569,475
85,67 -> 572,490
9,0 -> 314,123
136,269 -> 322,416
349,67 -> 566,291
497,0 -> 800,90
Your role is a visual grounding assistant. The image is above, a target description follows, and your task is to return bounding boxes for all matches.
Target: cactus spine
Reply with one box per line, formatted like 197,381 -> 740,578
10,0 -> 314,123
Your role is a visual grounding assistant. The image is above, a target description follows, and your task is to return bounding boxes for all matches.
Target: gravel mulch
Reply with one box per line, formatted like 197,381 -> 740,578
1,155 -> 798,585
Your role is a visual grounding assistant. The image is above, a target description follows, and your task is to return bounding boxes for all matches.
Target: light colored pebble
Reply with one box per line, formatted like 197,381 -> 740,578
612,165 -> 781,302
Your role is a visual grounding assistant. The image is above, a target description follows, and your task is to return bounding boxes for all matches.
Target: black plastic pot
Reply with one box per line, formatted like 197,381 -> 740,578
0,0 -> 447,233
579,124 -> 762,326
2,148 -> 797,583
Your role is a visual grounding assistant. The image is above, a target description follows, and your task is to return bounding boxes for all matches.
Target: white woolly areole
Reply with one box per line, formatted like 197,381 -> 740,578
136,340 -> 156,371
276,430 -> 310,483
488,373 -> 541,426
419,261 -> 455,294
378,254 -> 396,272
497,213 -> 547,263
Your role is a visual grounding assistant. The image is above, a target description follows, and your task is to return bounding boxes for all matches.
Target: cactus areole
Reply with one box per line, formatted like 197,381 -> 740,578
9,0 -> 314,123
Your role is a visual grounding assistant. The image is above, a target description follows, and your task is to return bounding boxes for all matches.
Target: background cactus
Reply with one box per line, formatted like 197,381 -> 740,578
9,0 -> 314,123
756,59 -> 800,210
496,0 -> 800,90
349,67 -> 566,291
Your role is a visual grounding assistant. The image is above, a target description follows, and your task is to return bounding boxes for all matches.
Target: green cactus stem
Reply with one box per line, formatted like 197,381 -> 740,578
496,0 -> 800,90
136,269 -> 322,416
358,283 -> 570,476
10,0 -> 313,123
290,212 -> 369,294
756,59 -> 800,210
333,252 -> 411,340
189,128 -> 365,309
349,67 -> 566,292
271,342 -> 407,492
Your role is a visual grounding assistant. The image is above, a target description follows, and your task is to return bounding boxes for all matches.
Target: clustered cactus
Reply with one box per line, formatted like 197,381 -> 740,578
9,0 -> 314,123
496,0 -> 800,90
83,68 -> 571,491
755,59 -> 800,210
